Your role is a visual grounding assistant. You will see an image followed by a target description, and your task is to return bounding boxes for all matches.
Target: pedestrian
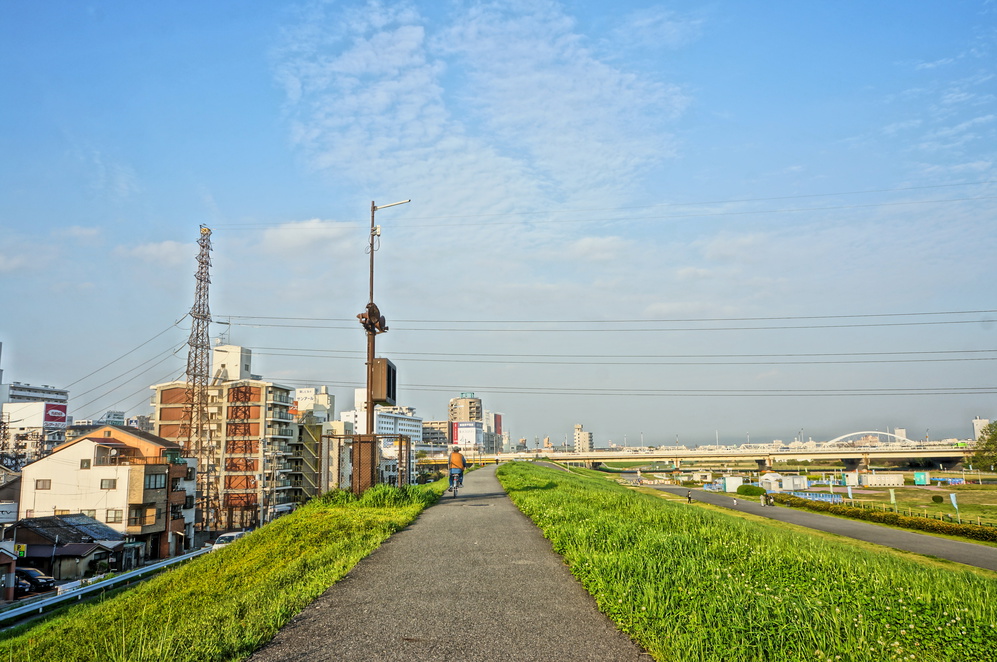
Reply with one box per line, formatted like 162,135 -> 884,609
760,494 -> 766,507
686,490 -> 693,503
768,494 -> 775,507
733,498 -> 738,506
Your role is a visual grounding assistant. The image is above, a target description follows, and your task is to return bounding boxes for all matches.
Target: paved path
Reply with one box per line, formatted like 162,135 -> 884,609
657,485 -> 997,572
250,465 -> 651,662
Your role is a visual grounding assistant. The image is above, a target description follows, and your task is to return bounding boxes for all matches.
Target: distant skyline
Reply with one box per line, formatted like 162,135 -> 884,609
2,1 -> 995,446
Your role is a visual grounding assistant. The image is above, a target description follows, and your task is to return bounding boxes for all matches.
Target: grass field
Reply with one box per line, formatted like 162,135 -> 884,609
0,483 -> 442,662
498,462 -> 997,662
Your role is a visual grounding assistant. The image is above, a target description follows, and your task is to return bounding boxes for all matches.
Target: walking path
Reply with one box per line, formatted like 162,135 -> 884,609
656,485 -> 997,572
249,465 -> 651,662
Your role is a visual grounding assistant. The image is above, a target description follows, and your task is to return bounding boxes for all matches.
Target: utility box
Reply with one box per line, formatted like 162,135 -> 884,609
914,471 -> 931,486
371,358 -> 397,406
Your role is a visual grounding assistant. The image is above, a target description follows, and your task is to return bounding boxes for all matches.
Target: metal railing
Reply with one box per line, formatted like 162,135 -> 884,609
0,547 -> 211,625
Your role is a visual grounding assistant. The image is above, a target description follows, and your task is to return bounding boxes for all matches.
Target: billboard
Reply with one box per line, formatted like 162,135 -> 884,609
455,421 -> 483,449
494,413 -> 503,436
43,403 -> 68,429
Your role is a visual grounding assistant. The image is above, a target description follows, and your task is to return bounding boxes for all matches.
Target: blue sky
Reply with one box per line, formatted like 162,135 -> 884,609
2,1 -> 995,447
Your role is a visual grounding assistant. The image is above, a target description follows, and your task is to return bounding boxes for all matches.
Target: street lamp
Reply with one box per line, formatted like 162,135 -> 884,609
357,199 -> 410,494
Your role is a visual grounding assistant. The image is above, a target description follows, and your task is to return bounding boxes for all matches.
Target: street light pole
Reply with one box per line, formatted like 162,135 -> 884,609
357,199 -> 409,493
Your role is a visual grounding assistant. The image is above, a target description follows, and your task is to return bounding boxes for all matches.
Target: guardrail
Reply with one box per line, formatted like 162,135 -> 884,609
0,547 -> 211,625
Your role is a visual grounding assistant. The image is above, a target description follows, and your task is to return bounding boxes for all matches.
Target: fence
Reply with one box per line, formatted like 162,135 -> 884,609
787,491 -> 843,504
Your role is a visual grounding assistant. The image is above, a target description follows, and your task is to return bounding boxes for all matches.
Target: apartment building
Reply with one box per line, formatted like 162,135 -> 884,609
573,424 -> 594,453
150,345 -> 295,531
17,426 -> 196,563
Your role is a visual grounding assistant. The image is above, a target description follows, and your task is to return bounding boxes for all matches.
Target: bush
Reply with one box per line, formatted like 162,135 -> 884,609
736,484 -> 766,497
771,494 -> 997,543
932,495 -> 943,504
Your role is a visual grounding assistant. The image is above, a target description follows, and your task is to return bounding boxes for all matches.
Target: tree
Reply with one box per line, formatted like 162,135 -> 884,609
969,421 -> 997,470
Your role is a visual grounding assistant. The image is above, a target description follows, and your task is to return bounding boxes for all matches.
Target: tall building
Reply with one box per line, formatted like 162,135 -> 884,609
448,393 -> 482,423
289,386 -> 337,505
573,424 -> 593,453
151,345 -> 295,531
974,417 -> 991,441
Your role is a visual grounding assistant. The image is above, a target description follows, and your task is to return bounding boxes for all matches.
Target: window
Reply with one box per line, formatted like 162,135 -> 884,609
106,509 -> 123,523
54,509 -> 70,515
80,509 -> 96,518
80,459 -> 91,469
35,479 -> 51,490
144,473 -> 167,490
184,495 -> 195,509
100,479 -> 117,490
170,504 -> 182,520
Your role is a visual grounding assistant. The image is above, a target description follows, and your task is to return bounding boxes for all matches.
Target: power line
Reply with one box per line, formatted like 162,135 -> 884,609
395,383 -> 997,397
220,318 -> 995,332
64,317 -> 187,388
216,308 -> 997,326
247,348 -> 997,366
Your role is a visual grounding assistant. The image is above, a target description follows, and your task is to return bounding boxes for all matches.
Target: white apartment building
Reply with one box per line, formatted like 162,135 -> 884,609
573,424 -> 593,453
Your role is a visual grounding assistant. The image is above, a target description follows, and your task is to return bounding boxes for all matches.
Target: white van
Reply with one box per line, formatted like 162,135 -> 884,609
212,530 -> 249,551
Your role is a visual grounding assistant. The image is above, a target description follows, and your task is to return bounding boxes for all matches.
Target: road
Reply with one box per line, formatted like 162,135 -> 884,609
655,484 -> 997,572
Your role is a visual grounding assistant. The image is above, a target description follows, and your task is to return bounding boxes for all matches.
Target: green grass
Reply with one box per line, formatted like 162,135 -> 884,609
0,483 -> 442,662
497,462 -> 997,662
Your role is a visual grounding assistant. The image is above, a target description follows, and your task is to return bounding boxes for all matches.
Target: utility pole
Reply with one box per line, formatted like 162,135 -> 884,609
355,199 -> 409,494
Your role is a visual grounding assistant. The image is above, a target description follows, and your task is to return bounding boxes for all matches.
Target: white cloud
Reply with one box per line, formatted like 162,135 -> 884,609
676,266 -> 713,281
611,7 -> 704,50
63,226 -> 102,242
882,119 -> 922,135
114,240 -> 190,267
565,236 -> 630,262
260,219 -> 358,257
701,233 -> 766,262
88,150 -> 140,201
273,0 -> 687,221
0,253 -> 31,273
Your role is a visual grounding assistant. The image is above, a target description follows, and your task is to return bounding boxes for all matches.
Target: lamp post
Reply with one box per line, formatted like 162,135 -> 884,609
357,199 -> 409,493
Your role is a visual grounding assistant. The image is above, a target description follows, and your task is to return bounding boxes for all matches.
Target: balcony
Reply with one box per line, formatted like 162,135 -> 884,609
267,427 -> 294,438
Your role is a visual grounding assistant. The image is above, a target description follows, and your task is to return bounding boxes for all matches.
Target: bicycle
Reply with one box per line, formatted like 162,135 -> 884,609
449,471 -> 463,498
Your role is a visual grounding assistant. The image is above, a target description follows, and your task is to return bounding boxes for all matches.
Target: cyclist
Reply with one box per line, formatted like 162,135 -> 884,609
448,445 -> 467,491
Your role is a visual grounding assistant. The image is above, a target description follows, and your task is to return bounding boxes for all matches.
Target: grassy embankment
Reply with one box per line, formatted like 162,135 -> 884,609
0,483 -> 442,662
497,462 -> 997,662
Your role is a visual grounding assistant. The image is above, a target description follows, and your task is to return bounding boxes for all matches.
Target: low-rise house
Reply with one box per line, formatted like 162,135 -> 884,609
18,426 -> 196,564
5,513 -> 125,578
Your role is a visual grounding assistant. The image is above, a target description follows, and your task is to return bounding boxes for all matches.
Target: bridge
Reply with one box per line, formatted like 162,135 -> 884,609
470,437 -> 976,472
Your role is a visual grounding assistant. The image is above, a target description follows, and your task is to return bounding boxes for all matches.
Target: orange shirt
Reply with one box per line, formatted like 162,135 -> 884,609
448,451 -> 467,469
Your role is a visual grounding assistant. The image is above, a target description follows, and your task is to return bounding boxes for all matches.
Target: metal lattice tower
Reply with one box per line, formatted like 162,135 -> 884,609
182,226 -> 214,526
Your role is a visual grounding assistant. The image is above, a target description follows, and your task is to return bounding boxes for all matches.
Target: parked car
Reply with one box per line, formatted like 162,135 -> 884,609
211,530 -> 249,551
14,577 -> 33,598
15,567 -> 56,592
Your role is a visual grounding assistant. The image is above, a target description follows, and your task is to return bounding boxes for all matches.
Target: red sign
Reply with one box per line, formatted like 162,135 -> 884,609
43,403 -> 68,429
494,414 -> 503,436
